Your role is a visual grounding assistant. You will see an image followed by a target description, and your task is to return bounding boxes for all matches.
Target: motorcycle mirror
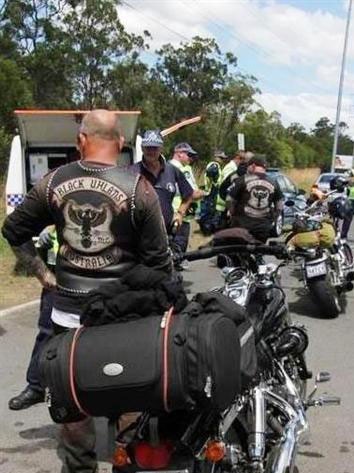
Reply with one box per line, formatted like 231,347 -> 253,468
316,371 -> 331,383
285,200 -> 295,207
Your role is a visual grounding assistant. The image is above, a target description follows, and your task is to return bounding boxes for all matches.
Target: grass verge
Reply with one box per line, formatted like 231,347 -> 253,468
0,182 -> 41,310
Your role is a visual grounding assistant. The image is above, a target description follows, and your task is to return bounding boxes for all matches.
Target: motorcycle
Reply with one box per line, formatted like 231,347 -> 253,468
111,241 -> 339,473
285,193 -> 354,318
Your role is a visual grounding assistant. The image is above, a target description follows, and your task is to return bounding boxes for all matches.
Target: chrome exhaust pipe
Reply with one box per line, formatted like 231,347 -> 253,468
264,390 -> 309,473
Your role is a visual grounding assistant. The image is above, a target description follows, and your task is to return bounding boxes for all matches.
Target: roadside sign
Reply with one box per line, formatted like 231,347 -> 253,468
237,133 -> 245,151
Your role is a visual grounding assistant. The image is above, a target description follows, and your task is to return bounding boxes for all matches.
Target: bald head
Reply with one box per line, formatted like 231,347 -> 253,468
80,109 -> 121,141
77,109 -> 125,164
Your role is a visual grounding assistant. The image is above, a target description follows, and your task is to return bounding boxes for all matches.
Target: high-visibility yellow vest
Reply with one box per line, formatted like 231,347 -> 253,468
215,160 -> 238,212
348,185 -> 354,200
204,161 -> 222,193
170,159 -> 199,222
221,160 -> 237,182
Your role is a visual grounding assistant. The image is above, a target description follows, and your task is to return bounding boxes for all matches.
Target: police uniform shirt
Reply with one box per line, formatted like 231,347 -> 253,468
133,157 -> 193,229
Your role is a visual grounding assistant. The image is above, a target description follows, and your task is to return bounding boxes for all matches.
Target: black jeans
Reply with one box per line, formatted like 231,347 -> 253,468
341,204 -> 354,239
26,288 -> 54,392
53,322 -> 98,473
173,221 -> 191,255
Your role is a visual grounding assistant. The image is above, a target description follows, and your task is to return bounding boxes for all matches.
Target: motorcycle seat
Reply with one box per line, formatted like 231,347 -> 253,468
213,227 -> 261,246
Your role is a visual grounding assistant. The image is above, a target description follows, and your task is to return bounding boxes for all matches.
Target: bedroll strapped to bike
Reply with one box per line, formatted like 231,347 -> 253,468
287,222 -> 336,249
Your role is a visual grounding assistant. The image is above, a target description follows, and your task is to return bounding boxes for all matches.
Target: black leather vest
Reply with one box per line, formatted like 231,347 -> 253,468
47,161 -> 140,294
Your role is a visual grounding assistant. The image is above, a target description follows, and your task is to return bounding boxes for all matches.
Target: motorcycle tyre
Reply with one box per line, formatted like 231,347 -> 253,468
271,214 -> 283,237
307,277 -> 341,318
342,242 -> 353,266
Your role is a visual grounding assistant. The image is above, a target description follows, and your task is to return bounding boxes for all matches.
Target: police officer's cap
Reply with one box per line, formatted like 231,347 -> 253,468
141,130 -> 164,147
214,150 -> 228,160
174,142 -> 198,156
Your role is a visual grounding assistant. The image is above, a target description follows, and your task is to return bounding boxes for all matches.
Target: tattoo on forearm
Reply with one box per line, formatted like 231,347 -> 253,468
11,241 -> 48,280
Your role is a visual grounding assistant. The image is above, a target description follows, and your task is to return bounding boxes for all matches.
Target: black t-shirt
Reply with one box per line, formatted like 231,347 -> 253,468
228,172 -> 283,236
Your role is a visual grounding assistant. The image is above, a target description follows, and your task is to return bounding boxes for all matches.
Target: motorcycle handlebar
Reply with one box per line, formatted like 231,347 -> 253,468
185,243 -> 288,261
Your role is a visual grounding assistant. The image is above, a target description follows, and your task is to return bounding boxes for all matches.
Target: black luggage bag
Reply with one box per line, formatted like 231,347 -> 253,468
40,309 -> 241,423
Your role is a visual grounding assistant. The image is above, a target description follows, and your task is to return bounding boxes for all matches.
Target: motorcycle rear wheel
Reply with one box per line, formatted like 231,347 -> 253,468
307,278 -> 341,318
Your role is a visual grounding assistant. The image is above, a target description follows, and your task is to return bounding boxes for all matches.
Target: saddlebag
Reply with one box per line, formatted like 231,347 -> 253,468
40,308 -> 241,423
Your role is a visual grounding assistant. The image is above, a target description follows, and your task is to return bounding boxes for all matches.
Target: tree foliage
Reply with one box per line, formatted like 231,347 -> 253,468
0,0 -> 352,172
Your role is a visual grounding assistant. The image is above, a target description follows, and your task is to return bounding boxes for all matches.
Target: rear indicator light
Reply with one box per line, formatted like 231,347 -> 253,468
204,440 -> 226,463
134,441 -> 173,469
112,446 -> 130,467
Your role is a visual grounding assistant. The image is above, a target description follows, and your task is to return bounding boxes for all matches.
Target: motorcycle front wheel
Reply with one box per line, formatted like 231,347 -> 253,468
307,277 -> 341,318
342,241 -> 353,266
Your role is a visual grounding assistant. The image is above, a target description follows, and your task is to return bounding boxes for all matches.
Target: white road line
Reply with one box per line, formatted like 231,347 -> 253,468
0,299 -> 40,318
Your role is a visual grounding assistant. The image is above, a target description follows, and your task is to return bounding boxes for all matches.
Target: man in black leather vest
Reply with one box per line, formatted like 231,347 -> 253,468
2,109 -> 172,473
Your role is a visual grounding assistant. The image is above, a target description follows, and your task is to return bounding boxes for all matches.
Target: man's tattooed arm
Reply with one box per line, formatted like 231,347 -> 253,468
11,241 -> 56,289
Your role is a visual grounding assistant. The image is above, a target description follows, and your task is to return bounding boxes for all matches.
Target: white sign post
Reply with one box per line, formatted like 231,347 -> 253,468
237,133 -> 245,151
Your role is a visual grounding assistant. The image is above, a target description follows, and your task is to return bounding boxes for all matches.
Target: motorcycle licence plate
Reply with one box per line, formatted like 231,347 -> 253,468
306,261 -> 327,278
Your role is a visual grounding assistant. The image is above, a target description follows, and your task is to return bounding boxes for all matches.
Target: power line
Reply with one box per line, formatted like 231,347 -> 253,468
177,0 -> 277,89
121,0 -> 190,42
190,0 -> 332,95
122,0 -> 276,90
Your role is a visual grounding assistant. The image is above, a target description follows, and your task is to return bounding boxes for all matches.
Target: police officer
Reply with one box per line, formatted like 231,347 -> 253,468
2,109 -> 172,473
204,151 -> 229,193
329,175 -> 354,239
132,130 -> 193,234
342,180 -> 354,239
226,156 -> 283,242
170,143 -> 204,255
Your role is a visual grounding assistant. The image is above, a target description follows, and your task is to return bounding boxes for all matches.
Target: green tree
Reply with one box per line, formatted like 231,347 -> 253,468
108,56 -> 150,110
0,57 -> 33,132
290,140 -> 317,168
272,139 -> 294,168
152,37 -> 237,121
239,109 -> 285,164
206,74 -> 259,154
0,125 -> 11,174
62,0 -> 147,107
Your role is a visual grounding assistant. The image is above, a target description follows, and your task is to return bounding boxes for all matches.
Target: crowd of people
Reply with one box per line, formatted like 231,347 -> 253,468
1,110 -> 285,473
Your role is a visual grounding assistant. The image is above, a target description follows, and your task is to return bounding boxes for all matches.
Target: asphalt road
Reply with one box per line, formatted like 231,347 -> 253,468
1,255 -> 354,473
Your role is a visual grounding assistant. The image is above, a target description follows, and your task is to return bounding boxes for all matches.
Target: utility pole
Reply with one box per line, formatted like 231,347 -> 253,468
331,0 -> 353,172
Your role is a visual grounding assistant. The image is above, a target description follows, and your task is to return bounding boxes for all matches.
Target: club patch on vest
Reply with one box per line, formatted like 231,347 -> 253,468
63,200 -> 114,253
61,244 -> 122,270
51,177 -> 128,267
53,177 -> 127,205
244,178 -> 274,218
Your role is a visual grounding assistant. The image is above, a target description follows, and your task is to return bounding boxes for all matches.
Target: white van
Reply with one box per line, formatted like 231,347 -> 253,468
5,110 -> 142,215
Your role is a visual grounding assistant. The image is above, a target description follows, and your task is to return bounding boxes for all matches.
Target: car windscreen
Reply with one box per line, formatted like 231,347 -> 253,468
319,174 -> 336,183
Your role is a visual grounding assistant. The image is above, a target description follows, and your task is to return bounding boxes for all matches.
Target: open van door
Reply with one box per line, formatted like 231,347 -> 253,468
5,110 -> 140,214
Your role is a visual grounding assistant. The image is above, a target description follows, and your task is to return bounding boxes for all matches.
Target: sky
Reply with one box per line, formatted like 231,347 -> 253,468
119,0 -> 354,138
